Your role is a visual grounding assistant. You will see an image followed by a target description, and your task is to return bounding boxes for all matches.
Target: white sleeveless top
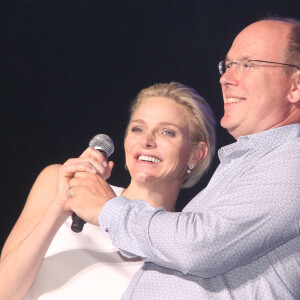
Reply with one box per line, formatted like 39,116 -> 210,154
24,186 -> 143,300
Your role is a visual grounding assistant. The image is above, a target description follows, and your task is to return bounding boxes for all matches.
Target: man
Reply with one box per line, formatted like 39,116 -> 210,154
66,17 -> 300,299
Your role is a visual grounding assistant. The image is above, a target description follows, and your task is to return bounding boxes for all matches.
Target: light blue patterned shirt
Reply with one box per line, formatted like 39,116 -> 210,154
100,124 -> 300,299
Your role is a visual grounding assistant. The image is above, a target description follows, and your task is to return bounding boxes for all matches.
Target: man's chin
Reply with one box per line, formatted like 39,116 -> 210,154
220,116 -> 232,130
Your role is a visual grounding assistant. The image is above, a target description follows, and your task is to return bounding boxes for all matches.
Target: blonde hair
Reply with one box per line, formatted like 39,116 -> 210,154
126,82 -> 216,188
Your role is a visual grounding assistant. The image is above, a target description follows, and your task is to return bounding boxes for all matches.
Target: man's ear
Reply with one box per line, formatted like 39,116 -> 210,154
188,142 -> 208,167
288,71 -> 300,104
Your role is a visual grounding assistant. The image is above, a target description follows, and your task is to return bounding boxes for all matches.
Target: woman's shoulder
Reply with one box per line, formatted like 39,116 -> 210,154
1,164 -> 62,259
26,164 -> 60,204
38,164 -> 61,178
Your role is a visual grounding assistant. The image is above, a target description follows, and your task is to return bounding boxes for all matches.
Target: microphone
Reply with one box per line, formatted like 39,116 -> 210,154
71,134 -> 114,233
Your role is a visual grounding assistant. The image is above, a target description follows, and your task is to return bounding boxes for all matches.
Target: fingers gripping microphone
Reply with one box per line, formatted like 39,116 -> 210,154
71,134 -> 114,233
88,134 -> 115,159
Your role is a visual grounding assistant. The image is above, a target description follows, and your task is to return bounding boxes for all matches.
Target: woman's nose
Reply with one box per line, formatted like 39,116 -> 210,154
141,132 -> 156,148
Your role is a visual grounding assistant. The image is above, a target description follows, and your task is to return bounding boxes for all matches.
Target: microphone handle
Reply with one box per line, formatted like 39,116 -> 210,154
71,212 -> 86,233
70,149 -> 107,233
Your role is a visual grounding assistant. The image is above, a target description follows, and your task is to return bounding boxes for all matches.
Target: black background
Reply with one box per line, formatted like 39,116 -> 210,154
1,0 -> 300,249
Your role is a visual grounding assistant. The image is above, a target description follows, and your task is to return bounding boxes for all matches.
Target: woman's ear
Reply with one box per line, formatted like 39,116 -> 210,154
188,142 -> 208,167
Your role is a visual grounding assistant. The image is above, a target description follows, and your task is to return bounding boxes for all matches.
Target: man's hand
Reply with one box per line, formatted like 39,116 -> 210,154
63,171 -> 116,225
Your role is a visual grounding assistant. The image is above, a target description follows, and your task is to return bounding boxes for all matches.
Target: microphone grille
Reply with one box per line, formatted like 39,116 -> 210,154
89,134 -> 114,158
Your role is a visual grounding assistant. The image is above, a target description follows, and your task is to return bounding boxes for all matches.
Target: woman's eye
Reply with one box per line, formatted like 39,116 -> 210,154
162,130 -> 175,137
131,127 -> 143,133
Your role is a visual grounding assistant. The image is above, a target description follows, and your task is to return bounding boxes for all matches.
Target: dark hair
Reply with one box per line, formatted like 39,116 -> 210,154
262,16 -> 300,69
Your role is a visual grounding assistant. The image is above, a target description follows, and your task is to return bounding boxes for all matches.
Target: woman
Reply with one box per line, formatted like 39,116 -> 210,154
0,82 -> 216,300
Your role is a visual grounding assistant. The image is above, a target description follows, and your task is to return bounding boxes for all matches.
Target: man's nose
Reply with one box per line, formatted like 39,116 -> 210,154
219,65 -> 239,87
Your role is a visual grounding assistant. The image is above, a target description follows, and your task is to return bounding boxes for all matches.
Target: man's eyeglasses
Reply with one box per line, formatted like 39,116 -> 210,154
218,59 -> 300,75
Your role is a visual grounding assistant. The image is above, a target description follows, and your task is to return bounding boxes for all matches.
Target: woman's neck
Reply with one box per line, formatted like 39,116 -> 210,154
121,180 -> 181,212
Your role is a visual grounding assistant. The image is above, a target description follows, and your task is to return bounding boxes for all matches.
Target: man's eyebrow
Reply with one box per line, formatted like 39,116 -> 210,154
225,55 -> 252,62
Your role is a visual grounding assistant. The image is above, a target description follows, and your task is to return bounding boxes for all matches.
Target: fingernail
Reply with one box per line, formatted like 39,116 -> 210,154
90,168 -> 97,173
103,161 -> 108,168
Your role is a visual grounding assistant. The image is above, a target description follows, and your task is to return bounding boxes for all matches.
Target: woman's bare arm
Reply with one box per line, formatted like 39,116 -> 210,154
0,147 -> 113,300
0,165 -> 69,300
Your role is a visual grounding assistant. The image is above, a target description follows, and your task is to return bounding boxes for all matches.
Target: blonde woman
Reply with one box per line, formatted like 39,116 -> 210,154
0,82 -> 215,300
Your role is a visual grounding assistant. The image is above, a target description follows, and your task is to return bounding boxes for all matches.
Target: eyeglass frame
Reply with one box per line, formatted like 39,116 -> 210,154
218,59 -> 300,75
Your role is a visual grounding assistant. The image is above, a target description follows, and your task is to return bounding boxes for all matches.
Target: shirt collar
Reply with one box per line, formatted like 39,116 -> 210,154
218,124 -> 300,163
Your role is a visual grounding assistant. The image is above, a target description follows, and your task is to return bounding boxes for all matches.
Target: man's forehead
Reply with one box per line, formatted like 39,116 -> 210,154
227,20 -> 291,60
238,20 -> 291,38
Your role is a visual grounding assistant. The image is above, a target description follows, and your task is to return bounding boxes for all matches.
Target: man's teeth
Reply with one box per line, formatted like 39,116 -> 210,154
138,155 -> 161,163
225,97 -> 245,103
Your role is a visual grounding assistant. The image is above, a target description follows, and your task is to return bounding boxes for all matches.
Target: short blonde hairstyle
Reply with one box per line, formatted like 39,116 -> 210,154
126,82 -> 216,188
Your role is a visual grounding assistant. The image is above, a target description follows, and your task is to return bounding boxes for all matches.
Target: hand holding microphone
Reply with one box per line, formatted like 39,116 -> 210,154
70,134 -> 114,232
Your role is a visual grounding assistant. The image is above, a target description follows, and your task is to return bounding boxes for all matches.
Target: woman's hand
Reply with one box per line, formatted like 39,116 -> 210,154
64,171 -> 116,225
79,146 -> 115,180
56,147 -> 116,224
0,147 -> 115,300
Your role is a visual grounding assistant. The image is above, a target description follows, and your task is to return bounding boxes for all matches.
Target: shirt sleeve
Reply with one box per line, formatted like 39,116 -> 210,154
99,151 -> 300,278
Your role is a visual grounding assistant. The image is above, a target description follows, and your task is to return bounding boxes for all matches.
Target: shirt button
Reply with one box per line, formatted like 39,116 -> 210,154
105,228 -> 109,233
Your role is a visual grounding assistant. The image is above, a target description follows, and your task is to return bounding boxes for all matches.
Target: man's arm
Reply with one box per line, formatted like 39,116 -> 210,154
99,153 -> 300,278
